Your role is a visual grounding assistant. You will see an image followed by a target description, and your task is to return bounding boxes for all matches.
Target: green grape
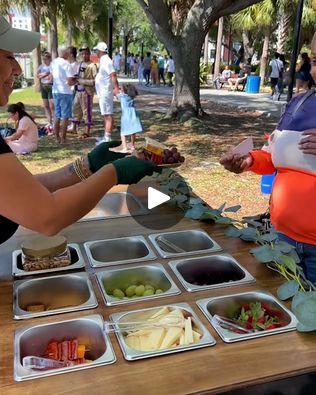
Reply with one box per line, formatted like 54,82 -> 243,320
125,285 -> 137,297
143,289 -> 154,296
155,289 -> 164,294
135,284 -> 145,296
144,284 -> 155,292
113,288 -> 125,299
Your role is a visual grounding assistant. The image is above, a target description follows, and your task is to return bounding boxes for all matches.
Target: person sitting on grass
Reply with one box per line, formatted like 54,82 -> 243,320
227,63 -> 248,91
5,103 -> 38,154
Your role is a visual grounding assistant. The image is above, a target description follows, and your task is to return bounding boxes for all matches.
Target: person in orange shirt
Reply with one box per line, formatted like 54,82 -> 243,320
220,32 -> 316,284
150,55 -> 159,86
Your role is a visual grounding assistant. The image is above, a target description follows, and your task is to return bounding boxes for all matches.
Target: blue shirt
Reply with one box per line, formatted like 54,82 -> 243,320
277,91 -> 316,132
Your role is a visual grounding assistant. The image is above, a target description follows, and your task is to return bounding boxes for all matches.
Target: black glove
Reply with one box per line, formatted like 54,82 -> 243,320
87,141 -> 128,173
112,156 -> 161,185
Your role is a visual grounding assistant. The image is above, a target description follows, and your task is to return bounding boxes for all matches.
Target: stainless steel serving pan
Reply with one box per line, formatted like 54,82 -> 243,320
13,272 -> 98,319
14,314 -> 116,381
84,235 -> 156,267
96,263 -> 181,306
169,254 -> 255,292
148,229 -> 222,258
110,302 -> 216,361
197,290 -> 297,343
12,243 -> 85,278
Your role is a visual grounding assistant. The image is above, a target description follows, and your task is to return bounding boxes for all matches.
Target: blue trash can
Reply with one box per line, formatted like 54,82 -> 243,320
246,75 -> 261,94
261,173 -> 276,194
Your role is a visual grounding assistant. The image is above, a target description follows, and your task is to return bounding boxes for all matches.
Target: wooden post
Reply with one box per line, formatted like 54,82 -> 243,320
214,17 -> 224,78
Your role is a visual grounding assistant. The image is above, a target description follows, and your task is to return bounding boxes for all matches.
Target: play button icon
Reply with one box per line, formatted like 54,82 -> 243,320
147,187 -> 170,209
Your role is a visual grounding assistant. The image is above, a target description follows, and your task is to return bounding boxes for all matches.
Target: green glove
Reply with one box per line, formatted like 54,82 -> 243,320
87,141 -> 128,173
112,156 -> 161,185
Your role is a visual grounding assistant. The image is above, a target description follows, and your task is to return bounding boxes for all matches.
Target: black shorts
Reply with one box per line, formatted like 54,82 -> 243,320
40,84 -> 53,100
270,78 -> 279,87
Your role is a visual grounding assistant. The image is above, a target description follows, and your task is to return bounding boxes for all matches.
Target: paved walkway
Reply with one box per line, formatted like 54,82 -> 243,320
118,76 -> 286,118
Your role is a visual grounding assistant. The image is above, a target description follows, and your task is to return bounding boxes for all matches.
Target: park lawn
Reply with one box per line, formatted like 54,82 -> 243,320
9,88 -> 274,217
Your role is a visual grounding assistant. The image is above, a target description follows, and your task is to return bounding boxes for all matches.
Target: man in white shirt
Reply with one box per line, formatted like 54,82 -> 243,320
166,55 -> 175,87
94,42 -> 119,142
51,47 -> 74,144
269,52 -> 284,100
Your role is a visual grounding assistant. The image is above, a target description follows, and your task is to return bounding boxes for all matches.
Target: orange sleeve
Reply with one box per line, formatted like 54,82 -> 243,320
248,150 -> 276,175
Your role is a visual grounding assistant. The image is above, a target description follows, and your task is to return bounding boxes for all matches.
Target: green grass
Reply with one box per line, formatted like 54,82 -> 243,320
10,87 -> 43,106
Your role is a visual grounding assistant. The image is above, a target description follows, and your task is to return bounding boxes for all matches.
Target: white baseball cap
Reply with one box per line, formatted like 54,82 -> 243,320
93,42 -> 108,52
0,16 -> 40,53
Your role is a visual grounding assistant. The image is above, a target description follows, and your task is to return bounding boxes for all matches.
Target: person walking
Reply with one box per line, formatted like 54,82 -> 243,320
94,42 -> 119,142
158,55 -> 166,85
113,51 -> 121,73
296,52 -> 311,95
166,55 -> 175,87
72,46 -> 98,138
51,47 -> 74,144
138,56 -> 144,84
269,52 -> 283,100
142,52 -> 151,86
150,55 -> 159,86
37,52 -> 54,130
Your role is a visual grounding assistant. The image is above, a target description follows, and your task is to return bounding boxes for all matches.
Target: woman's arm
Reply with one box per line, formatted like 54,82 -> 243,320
5,128 -> 24,142
0,153 -> 117,236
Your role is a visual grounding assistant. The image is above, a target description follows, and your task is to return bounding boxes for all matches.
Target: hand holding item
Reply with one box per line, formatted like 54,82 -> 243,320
299,129 -> 316,155
87,141 -> 128,173
112,156 -> 161,185
219,152 -> 253,174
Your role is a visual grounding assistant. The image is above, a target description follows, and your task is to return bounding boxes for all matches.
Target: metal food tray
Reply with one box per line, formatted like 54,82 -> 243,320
96,263 -> 181,306
13,272 -> 98,320
148,229 -> 222,258
12,243 -> 85,277
196,290 -> 298,343
84,235 -> 156,267
110,302 -> 216,361
169,254 -> 255,292
14,314 -> 116,381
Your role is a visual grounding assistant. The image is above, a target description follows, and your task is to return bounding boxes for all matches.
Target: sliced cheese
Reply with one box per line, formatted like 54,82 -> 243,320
192,330 -> 202,342
125,335 -> 141,351
159,327 -> 183,349
184,317 -> 194,345
149,307 -> 170,320
179,333 -> 185,346
146,328 -> 165,350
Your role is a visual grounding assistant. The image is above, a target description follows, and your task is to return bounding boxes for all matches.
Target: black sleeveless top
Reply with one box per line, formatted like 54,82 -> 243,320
0,136 -> 19,244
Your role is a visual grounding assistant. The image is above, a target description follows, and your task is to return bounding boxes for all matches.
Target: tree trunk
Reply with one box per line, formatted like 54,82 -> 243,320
214,17 -> 224,78
47,27 -> 52,53
259,28 -> 270,86
204,32 -> 209,64
50,1 -> 58,59
168,42 -> 202,119
66,20 -> 73,47
242,30 -> 255,64
276,12 -> 291,54
30,3 -> 41,92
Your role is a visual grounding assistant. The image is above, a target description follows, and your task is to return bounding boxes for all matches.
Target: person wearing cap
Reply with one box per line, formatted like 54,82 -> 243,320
94,42 -> 119,142
0,17 -> 160,244
50,46 -> 74,144
37,52 -> 54,129
72,46 -> 98,138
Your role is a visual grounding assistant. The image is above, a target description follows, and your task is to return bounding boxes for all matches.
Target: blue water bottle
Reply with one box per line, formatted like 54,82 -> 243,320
260,173 -> 276,194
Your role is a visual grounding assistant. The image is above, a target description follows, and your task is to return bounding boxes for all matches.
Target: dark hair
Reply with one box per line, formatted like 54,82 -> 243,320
274,52 -> 280,59
122,83 -> 138,99
68,46 -> 77,59
301,52 -> 310,62
7,103 -> 36,125
146,52 -> 151,57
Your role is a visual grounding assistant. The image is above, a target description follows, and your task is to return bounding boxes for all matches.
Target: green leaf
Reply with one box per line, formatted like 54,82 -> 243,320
184,203 -> 206,220
172,195 -> 188,204
224,205 -> 241,213
215,217 -> 234,225
188,197 -> 203,206
240,227 -> 257,242
250,245 -> 275,263
224,226 -> 241,238
243,219 -> 263,228
200,211 -> 218,221
217,203 -> 226,212
292,292 -> 316,327
277,280 -> 300,301
292,292 -> 308,310
250,245 -> 272,254
288,248 -> 301,263
276,255 -> 297,274
257,232 -> 278,242
274,241 -> 295,254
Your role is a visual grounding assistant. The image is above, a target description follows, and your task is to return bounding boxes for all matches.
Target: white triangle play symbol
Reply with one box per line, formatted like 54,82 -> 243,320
148,187 -> 170,210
